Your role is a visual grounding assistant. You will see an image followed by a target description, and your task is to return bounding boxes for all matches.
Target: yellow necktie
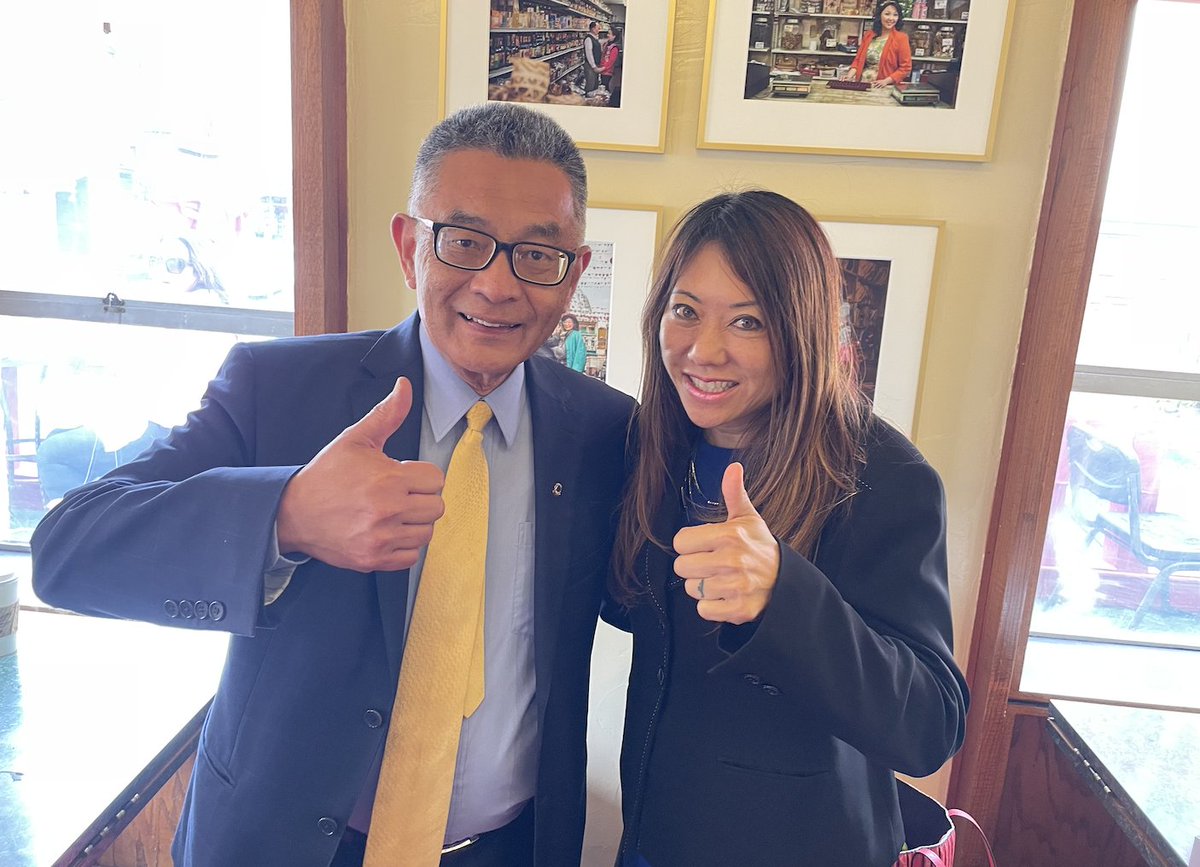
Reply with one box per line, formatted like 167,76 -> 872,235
364,401 -> 493,867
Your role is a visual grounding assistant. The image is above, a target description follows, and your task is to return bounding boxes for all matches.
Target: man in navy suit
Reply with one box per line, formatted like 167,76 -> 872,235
31,103 -> 635,867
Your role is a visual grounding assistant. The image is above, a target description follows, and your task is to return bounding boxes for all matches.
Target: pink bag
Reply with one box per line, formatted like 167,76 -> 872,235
893,780 -> 997,867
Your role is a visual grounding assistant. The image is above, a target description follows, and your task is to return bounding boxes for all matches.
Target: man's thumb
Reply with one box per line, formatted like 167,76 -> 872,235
722,462 -> 758,521
350,376 -> 413,450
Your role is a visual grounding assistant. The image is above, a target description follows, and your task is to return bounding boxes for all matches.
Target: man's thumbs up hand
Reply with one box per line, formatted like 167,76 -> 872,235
346,376 -> 414,451
673,462 -> 781,625
277,377 -> 446,572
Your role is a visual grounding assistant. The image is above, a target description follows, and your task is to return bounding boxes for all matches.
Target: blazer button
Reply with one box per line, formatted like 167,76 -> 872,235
195,600 -> 210,620
209,601 -> 226,622
179,600 -> 195,619
761,684 -> 781,696
656,666 -> 665,685
163,600 -> 179,618
742,673 -> 761,686
317,816 -> 339,836
364,709 -> 384,729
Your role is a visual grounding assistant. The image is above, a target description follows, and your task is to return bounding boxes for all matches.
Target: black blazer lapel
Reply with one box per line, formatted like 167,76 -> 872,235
525,359 -> 582,726
353,315 -> 425,684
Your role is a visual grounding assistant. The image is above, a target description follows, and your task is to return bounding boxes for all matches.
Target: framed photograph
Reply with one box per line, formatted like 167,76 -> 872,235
823,218 -> 940,435
699,0 -> 1014,160
538,205 -> 660,397
441,0 -> 677,152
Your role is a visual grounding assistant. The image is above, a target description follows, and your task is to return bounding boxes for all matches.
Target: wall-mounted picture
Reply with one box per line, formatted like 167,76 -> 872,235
839,256 -> 891,404
488,1 -> 627,108
443,0 -> 676,152
822,219 -> 940,435
571,205 -> 660,398
701,0 -> 1014,159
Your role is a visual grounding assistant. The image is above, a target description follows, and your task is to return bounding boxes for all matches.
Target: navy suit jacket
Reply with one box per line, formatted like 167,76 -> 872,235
32,315 -> 635,867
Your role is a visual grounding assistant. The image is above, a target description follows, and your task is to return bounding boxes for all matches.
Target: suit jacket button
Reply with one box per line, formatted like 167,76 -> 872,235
657,667 -> 665,686
195,600 -> 210,620
364,709 -> 384,729
762,684 -> 781,696
742,673 -> 761,686
179,600 -> 195,619
209,601 -> 226,622
163,600 -> 179,618
317,816 -> 339,836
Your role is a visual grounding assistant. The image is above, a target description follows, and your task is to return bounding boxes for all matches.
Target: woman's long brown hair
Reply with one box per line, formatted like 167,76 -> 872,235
611,191 -> 869,604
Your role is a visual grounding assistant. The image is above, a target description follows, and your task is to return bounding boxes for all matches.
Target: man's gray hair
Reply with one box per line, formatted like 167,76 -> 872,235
410,103 -> 588,226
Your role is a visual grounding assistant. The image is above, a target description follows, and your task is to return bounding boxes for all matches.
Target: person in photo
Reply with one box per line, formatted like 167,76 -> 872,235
583,21 -> 603,94
560,313 -> 587,372
845,1 -> 914,88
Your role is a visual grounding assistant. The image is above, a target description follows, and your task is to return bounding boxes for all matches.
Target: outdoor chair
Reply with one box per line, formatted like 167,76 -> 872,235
1066,423 -> 1200,626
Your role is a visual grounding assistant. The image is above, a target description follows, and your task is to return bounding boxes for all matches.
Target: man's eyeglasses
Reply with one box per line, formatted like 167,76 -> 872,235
412,217 -> 578,287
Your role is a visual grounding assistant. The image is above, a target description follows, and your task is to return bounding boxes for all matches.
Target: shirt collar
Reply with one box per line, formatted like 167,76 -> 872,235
419,321 -> 525,446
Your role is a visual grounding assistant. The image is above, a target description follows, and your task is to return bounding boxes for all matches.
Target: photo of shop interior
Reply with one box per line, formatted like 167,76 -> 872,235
489,0 -> 627,108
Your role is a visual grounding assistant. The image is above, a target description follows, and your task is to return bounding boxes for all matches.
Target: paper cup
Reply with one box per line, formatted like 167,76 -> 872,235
0,572 -> 18,657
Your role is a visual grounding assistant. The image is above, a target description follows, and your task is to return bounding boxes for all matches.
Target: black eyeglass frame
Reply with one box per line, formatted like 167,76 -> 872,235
412,216 -> 579,287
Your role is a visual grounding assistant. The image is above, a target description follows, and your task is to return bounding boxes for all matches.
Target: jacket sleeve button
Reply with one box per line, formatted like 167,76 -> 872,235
317,816 -> 339,836
163,600 -> 179,618
742,673 -> 761,686
195,600 -> 210,620
762,684 -> 781,696
209,601 -> 226,622
179,600 -> 195,619
364,709 -> 384,729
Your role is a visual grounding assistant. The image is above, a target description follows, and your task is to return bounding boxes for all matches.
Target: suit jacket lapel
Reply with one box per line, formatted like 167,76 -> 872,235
525,360 -> 579,726
353,315 -> 425,685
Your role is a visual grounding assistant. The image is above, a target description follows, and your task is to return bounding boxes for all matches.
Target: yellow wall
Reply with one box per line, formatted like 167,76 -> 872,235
345,0 -> 1075,797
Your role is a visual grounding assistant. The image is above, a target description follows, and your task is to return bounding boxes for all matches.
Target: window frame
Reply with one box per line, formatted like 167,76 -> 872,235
946,0 -> 1165,846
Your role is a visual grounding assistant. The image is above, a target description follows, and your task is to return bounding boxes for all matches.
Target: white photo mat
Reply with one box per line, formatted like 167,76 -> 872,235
584,205 -> 660,399
699,0 -> 1014,159
823,219 -> 939,435
442,0 -> 676,152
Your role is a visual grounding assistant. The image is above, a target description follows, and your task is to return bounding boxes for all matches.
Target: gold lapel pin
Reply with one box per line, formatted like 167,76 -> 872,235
551,483 -> 563,496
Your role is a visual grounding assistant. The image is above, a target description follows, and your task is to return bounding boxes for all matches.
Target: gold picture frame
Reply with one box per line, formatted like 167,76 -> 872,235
441,0 -> 677,153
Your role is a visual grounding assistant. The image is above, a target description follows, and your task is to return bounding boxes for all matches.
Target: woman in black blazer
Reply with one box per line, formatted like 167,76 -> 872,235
606,191 -> 969,867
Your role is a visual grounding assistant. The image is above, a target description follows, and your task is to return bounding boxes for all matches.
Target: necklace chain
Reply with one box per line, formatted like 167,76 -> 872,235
683,456 -> 723,516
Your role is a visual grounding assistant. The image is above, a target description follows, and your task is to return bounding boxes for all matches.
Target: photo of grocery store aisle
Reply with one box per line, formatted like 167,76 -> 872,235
488,0 -> 627,108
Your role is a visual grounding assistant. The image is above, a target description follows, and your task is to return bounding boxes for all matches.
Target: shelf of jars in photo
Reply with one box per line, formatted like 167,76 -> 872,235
553,61 -> 583,83
490,27 -> 592,33
768,48 -> 859,58
489,59 -> 584,89
490,0 -> 612,30
531,0 -> 612,20
763,47 -> 960,61
489,45 -> 584,79
766,13 -> 968,24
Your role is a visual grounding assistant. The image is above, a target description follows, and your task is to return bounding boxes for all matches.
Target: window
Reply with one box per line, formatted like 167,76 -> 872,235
0,0 -> 345,578
1019,0 -> 1200,708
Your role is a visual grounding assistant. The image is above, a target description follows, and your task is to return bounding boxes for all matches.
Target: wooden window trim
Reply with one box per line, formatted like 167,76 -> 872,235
947,0 -> 1139,848
292,0 -> 348,336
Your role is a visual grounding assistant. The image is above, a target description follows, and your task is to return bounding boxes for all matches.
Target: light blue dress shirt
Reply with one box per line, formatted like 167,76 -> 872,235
344,325 -> 539,842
